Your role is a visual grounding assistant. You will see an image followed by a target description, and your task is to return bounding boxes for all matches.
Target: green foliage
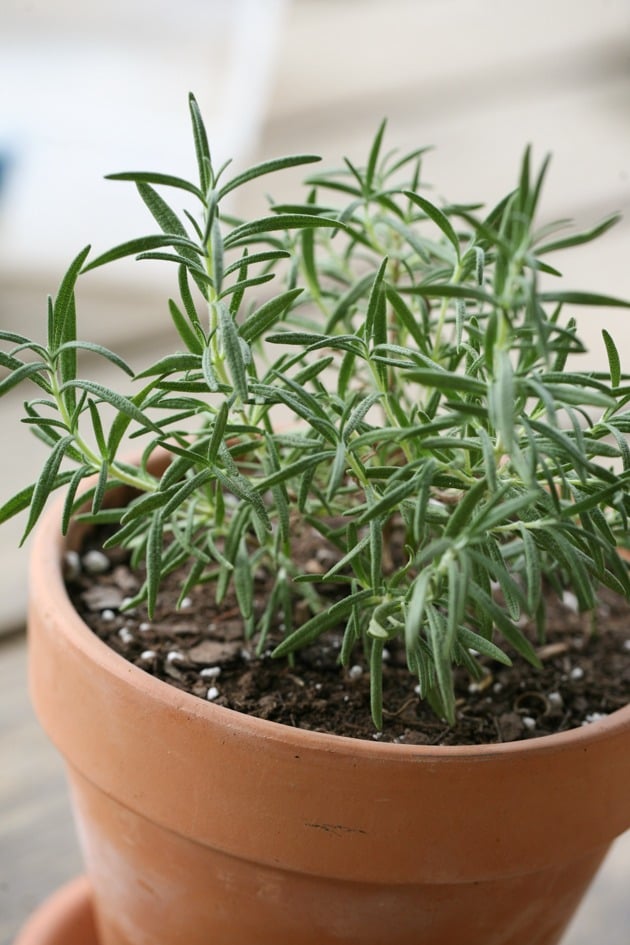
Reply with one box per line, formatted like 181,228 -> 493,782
2,95 -> 630,730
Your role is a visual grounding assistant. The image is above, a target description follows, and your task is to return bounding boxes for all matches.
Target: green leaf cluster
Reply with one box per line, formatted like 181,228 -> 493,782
2,99 -> 629,730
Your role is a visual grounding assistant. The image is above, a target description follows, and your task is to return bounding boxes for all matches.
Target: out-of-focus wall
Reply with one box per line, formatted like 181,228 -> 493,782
0,0 -> 287,280
254,0 -> 630,371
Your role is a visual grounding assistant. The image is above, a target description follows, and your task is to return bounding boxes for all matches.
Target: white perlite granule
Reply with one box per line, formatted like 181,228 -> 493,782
166,651 -> 186,665
62,551 -> 81,580
82,550 -> 110,575
200,667 -> 221,680
582,712 -> 608,725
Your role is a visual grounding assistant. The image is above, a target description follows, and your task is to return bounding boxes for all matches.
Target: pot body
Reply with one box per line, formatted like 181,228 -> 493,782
28,496 -> 630,945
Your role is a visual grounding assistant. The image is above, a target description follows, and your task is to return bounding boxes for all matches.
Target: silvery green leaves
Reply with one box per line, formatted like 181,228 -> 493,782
0,101 -> 338,544
2,101 -> 630,731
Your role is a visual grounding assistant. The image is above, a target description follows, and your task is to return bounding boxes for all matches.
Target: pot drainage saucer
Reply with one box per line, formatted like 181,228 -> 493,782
13,876 -> 98,945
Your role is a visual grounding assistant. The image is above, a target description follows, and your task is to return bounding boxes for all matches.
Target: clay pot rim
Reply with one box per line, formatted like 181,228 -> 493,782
33,487 -> 630,763
13,876 -> 94,945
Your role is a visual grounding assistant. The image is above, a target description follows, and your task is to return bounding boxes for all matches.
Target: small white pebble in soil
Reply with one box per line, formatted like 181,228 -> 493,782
62,551 -> 81,581
206,686 -> 220,701
344,695 -> 349,702
623,640 -> 630,652
200,666 -> 221,680
522,716 -> 537,731
315,683 -> 322,691
493,682 -> 503,694
166,650 -> 186,665
562,590 -> 579,614
569,666 -> 584,681
139,622 -> 151,633
348,665 -> 363,681
548,691 -> 563,707
582,712 -> 608,725
304,558 -> 323,575
414,684 -> 421,695
382,648 -> 391,662
372,732 -> 383,740
118,627 -> 134,645
82,550 -> 110,575
179,596 -> 192,610
101,609 -> 116,622
139,650 -> 156,662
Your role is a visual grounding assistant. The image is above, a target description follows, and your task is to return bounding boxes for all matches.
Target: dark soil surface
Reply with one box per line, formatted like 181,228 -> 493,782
65,533 -> 630,746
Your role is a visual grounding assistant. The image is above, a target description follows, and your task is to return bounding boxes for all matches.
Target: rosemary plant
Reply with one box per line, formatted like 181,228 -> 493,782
2,95 -> 630,729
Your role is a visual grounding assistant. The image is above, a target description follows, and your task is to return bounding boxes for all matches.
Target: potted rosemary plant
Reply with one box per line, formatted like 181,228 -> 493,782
6,96 -> 630,945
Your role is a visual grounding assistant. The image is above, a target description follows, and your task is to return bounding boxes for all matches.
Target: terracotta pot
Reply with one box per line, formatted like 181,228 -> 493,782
13,877 -> 96,945
27,487 -> 630,945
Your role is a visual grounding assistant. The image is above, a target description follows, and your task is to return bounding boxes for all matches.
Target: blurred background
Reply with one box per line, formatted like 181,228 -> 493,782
1,1 -> 629,942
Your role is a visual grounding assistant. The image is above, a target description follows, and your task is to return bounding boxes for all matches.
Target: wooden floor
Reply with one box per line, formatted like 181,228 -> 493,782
1,2 -> 630,942
1,634 -> 82,945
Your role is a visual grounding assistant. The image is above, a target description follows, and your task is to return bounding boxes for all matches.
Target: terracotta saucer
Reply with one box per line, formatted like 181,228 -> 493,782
13,877 -> 98,945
